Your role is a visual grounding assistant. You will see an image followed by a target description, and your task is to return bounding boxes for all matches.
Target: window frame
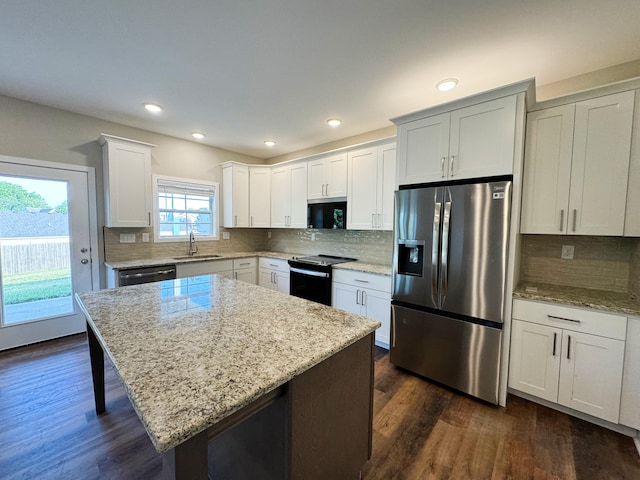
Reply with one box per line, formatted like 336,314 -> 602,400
152,174 -> 220,243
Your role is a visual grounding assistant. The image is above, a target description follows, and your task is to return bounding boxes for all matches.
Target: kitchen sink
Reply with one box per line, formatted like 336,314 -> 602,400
173,254 -> 223,260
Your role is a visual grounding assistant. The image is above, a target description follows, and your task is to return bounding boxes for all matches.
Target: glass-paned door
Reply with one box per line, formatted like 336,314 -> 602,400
0,159 -> 95,350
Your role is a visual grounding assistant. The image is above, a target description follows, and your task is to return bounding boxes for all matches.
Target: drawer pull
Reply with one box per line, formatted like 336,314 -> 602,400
354,279 -> 369,283
547,314 -> 580,324
567,335 -> 571,360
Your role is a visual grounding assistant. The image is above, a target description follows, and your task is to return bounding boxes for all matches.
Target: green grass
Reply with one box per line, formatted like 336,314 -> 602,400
2,268 -> 71,304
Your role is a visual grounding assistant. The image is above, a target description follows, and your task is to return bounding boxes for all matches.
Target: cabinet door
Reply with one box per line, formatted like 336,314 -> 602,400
325,154 -> 347,198
377,143 -> 397,231
307,158 -> 326,200
223,164 -> 249,228
259,268 -> 276,290
270,166 -> 290,228
347,147 -> 378,230
449,95 -> 517,179
274,272 -> 290,294
569,91 -> 634,235
362,288 -> 391,348
234,268 -> 256,284
508,320 -> 561,403
558,331 -> 625,423
397,113 -> 450,185
249,167 -> 271,227
520,105 -> 575,234
332,282 -> 360,315
289,163 -> 308,228
102,139 -> 153,228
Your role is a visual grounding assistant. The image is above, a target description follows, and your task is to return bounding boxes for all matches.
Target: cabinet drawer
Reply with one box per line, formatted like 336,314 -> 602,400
512,299 -> 627,340
333,269 -> 391,293
259,257 -> 289,272
233,257 -> 257,269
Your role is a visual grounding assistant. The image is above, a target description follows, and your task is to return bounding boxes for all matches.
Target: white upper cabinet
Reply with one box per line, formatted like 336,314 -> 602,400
396,95 -> 517,185
99,134 -> 155,228
347,142 -> 396,230
307,153 -> 347,200
249,166 -> 271,227
222,163 -> 249,228
521,90 -> 635,235
271,162 -> 307,228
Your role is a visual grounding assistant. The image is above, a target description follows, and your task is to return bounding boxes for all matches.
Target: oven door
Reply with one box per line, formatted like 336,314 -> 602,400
289,266 -> 331,305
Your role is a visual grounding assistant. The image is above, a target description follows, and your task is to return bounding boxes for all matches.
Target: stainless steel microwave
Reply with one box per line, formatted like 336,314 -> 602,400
307,200 -> 346,229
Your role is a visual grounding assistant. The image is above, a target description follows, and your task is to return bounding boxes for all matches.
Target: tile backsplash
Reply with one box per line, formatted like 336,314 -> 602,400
520,235 -> 639,294
103,227 -> 267,263
266,229 -> 393,265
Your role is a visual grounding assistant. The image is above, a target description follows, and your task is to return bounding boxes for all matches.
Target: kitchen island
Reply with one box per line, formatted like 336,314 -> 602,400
76,274 -> 379,479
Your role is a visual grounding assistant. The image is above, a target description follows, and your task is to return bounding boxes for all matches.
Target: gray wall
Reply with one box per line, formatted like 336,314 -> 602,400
0,94 -> 263,284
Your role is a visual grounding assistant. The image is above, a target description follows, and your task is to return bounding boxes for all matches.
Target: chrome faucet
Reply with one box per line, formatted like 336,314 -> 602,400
188,231 -> 198,256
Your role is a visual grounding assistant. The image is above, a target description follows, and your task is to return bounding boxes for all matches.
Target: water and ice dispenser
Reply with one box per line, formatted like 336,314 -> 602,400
396,241 -> 424,276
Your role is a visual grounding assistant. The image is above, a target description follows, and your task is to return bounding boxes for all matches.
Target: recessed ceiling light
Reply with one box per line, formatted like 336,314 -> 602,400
436,78 -> 458,92
143,103 -> 163,113
192,132 -> 205,140
264,140 -> 276,147
326,118 -> 342,127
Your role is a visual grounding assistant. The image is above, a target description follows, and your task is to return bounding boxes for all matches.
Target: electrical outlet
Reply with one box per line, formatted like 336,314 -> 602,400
222,231 -> 230,240
311,233 -> 316,241
119,234 -> 135,243
267,231 -> 271,239
561,245 -> 575,260
142,233 -> 150,242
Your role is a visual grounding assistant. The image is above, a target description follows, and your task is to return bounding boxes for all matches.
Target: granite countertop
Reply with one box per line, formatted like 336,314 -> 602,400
334,261 -> 392,276
104,251 -> 295,270
105,252 -> 392,277
76,276 -> 379,453
514,281 -> 640,317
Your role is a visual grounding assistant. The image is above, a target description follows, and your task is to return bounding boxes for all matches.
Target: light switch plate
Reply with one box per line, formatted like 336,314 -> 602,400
119,233 -> 135,243
561,245 -> 574,260
222,231 -> 230,240
142,233 -> 150,242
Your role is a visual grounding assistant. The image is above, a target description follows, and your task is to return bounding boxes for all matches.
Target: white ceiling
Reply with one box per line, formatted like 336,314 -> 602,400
1,0 -> 639,159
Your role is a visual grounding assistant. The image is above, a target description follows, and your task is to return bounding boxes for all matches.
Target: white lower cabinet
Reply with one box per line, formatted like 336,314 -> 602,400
332,270 -> 391,348
258,258 -> 290,294
232,257 -> 257,284
509,299 -> 627,423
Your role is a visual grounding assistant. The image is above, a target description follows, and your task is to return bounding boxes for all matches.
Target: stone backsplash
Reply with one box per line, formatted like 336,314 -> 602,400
520,235 -> 639,294
265,229 -> 393,265
103,227 -> 267,263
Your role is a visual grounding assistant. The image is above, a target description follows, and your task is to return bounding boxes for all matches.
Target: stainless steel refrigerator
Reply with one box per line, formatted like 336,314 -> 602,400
390,177 -> 512,404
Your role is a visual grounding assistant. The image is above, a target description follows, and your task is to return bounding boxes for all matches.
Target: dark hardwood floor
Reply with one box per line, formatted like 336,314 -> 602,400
1,335 -> 639,479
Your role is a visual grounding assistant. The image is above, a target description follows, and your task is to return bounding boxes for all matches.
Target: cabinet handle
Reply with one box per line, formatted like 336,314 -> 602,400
354,279 -> 369,283
450,155 -> 455,176
148,212 -> 151,226
372,214 -> 375,229
567,335 -> 571,360
250,215 -> 253,227
552,332 -> 557,356
391,307 -> 396,348
547,314 -> 580,324
377,213 -> 381,228
234,215 -> 238,227
355,289 -> 360,305
234,272 -> 238,280
559,209 -> 564,232
572,209 -> 577,232
362,290 -> 367,306
441,157 -> 446,178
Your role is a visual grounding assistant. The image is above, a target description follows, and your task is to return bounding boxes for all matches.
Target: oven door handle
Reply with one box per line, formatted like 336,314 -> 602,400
289,267 -> 330,278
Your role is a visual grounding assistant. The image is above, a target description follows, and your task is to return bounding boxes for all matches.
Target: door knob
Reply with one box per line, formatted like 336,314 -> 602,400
81,259 -> 89,264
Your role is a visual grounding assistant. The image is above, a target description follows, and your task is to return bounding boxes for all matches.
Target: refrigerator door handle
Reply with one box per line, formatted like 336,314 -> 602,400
431,202 -> 442,305
391,306 -> 396,348
441,201 -> 452,300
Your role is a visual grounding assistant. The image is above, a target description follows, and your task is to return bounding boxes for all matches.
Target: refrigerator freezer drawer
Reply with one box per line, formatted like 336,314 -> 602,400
390,304 -> 502,404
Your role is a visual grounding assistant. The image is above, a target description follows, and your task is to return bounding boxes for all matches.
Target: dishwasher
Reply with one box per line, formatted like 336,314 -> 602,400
118,264 -> 177,286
